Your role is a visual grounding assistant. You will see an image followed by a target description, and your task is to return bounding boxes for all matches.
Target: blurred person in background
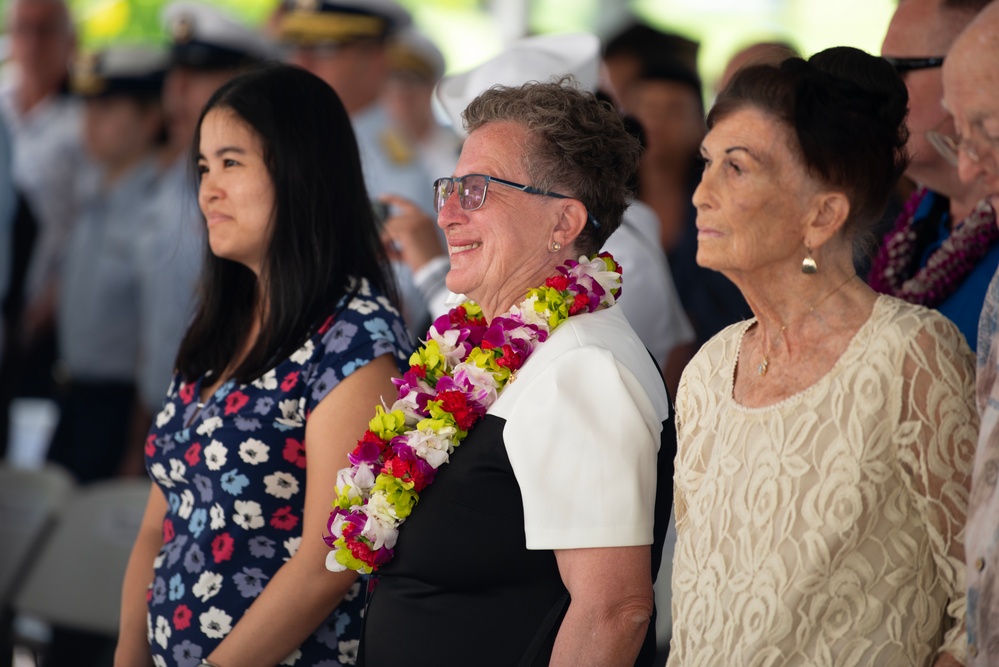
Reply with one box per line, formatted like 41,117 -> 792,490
0,0 -> 88,456
941,3 -> 999,663
601,21 -> 698,113
630,62 -> 705,253
629,59 -> 751,352
135,1 -> 274,420
383,26 -> 460,184
0,114 -> 13,362
868,0 -> 999,353
49,47 -> 167,484
280,0 -> 433,335
716,40 -> 799,93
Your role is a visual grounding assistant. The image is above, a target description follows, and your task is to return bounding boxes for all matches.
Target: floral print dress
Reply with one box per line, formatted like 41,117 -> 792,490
144,279 -> 411,667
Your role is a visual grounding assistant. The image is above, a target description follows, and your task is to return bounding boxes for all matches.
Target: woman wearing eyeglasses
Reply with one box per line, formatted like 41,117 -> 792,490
330,80 -> 674,667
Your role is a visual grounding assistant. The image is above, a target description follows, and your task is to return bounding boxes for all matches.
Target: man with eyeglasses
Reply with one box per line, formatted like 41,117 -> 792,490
869,0 -> 999,356
941,3 -> 999,665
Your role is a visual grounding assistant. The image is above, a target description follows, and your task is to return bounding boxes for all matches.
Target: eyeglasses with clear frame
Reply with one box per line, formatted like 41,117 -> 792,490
926,117 -> 999,172
432,174 -> 601,229
883,56 -> 945,74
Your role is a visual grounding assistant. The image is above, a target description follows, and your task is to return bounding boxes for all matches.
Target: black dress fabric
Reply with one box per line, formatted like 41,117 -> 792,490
360,409 -> 677,666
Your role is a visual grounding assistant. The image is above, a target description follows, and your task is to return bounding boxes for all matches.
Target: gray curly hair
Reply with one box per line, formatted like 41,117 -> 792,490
462,77 -> 641,254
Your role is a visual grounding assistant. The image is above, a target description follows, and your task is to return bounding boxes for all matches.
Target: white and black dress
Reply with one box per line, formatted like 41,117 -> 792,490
359,305 -> 676,666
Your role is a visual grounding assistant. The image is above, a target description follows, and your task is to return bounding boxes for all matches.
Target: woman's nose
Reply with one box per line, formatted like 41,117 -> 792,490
199,172 -> 221,208
436,183 -> 465,229
691,169 -> 712,211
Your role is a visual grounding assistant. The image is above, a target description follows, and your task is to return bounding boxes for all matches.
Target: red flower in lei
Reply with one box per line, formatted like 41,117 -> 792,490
869,187 -> 999,307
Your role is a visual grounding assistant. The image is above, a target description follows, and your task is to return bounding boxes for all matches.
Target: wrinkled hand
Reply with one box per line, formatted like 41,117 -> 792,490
379,194 -> 446,273
932,652 -> 963,667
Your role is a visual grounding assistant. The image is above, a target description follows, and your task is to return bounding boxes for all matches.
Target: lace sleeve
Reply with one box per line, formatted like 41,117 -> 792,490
895,314 -> 977,662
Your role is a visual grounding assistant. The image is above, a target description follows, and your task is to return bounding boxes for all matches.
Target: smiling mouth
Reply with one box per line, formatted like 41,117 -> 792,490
449,242 -> 482,255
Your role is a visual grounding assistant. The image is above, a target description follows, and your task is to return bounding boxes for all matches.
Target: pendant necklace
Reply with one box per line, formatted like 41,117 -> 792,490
758,273 -> 857,376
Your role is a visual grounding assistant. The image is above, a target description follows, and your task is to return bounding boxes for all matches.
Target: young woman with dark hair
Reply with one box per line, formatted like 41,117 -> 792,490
116,63 -> 412,667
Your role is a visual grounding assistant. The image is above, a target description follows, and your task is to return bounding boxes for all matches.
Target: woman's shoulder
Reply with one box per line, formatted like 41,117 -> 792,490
493,306 -> 670,418
870,295 -> 971,352
289,277 -> 411,368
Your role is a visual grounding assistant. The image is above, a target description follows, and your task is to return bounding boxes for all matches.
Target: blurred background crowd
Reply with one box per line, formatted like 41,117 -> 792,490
0,0 -> 993,665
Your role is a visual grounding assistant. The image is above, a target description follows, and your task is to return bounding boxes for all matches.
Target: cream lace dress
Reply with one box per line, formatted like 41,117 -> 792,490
670,296 -> 975,666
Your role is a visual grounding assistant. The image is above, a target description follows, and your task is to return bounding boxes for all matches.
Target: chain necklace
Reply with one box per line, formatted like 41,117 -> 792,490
757,273 -> 857,376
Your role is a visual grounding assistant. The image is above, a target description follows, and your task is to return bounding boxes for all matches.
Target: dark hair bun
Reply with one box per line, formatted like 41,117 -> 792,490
807,46 -> 908,133
788,47 -> 909,234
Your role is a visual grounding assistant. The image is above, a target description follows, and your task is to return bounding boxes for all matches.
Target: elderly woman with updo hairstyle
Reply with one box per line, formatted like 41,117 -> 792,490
670,47 -> 975,666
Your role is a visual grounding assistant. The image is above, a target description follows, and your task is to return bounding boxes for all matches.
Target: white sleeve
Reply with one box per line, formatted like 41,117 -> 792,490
502,345 -> 662,550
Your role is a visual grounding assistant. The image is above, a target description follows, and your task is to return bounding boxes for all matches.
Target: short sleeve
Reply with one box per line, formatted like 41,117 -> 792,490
301,282 -> 412,415
502,345 -> 662,550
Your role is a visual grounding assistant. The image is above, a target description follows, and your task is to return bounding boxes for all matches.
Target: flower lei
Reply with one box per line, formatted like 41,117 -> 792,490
868,187 -> 999,307
324,253 -> 623,574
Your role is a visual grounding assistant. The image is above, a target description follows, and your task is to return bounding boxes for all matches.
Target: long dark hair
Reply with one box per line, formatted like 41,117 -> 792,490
175,62 -> 397,384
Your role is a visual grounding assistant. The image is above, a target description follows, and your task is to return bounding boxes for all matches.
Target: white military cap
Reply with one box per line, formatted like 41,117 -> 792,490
71,46 -> 169,97
435,32 -> 601,138
388,27 -> 446,82
162,1 -> 277,70
279,0 -> 411,46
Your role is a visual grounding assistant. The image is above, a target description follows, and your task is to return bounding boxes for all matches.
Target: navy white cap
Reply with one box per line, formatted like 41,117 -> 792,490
388,27 -> 445,82
435,33 -> 601,138
279,0 -> 411,46
71,46 -> 169,98
163,1 -> 277,70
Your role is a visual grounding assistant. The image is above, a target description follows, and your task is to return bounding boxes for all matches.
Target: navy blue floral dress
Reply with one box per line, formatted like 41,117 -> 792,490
144,279 -> 411,667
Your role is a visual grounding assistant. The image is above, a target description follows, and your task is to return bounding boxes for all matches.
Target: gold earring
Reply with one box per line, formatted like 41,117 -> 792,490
550,241 -> 561,253
802,248 -> 817,274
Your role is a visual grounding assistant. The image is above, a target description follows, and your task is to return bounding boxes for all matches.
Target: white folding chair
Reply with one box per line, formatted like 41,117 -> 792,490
13,477 -> 150,636
0,464 -> 76,606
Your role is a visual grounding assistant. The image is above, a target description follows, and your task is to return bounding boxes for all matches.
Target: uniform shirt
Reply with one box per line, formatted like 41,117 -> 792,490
352,102 -> 433,335
969,268 -> 999,666
0,81 -> 90,305
58,158 -> 161,381
605,199 -> 694,367
136,157 -> 204,412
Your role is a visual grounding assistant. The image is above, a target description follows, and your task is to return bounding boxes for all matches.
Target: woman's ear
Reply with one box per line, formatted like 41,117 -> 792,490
552,199 -> 589,249
805,190 -> 850,249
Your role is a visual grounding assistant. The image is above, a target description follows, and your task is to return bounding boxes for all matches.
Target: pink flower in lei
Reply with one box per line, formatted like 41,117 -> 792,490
324,253 -> 623,574
868,187 -> 999,306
